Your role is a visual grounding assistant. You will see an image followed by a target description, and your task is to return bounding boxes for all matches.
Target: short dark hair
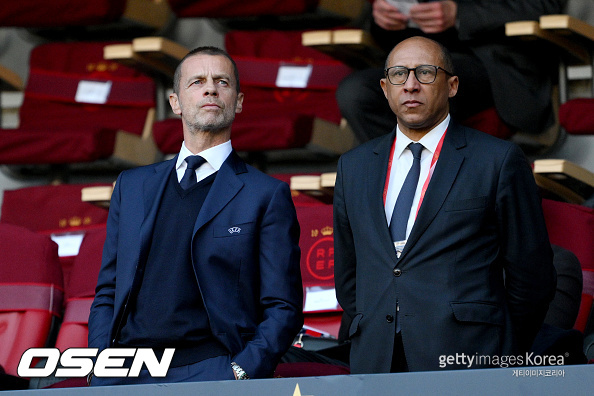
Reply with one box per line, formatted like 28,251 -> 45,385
173,46 -> 241,94
385,37 -> 455,75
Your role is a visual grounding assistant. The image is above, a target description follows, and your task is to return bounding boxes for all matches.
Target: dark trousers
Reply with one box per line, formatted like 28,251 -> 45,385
90,354 -> 235,386
391,332 -> 409,373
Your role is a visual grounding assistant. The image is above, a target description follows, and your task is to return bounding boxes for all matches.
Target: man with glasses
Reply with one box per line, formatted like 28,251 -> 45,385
333,36 -> 556,373
336,0 -> 567,144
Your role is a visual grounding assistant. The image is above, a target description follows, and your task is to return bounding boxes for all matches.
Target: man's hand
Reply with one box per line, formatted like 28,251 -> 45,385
409,1 -> 457,33
373,0 -> 409,31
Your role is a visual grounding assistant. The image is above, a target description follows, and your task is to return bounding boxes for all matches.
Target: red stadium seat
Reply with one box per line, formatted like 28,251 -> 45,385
0,0 -> 125,27
0,224 -> 63,377
54,228 -> 106,352
167,0 -> 319,18
559,98 -> 594,135
296,204 -> 342,339
152,113 -> 314,155
1,184 -> 109,234
1,183 -> 110,287
0,0 -> 171,31
0,41 -> 156,166
542,199 -> 594,333
225,30 -> 351,125
153,30 -> 350,156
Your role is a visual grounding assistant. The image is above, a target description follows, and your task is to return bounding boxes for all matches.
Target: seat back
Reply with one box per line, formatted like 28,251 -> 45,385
54,228 -> 106,352
20,41 -> 154,136
295,203 -> 343,339
225,30 -> 351,125
1,183 -> 109,287
0,224 -> 63,376
542,199 -> 594,332
167,0 -> 319,18
0,0 -> 125,27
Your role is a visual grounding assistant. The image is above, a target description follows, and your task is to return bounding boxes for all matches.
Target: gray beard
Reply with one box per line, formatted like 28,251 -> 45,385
187,118 -> 233,135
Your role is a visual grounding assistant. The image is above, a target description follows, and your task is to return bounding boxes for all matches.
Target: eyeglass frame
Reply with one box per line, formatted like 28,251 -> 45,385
384,64 -> 454,85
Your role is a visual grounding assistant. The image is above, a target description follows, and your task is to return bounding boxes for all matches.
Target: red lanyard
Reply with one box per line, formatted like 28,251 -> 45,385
383,129 -> 447,217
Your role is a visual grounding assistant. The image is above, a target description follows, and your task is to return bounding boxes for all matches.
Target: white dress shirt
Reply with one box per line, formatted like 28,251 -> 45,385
384,115 -> 449,240
175,140 -> 232,184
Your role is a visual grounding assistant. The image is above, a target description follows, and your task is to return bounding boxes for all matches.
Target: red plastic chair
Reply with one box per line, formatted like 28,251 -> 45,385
54,228 -> 106,352
1,183 -> 110,287
0,0 -> 125,27
295,204 -> 343,340
0,224 -> 63,377
0,41 -> 155,166
542,199 -> 594,333
167,0 -> 319,18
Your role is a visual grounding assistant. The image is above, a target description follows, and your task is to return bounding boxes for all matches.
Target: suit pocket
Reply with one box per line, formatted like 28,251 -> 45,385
444,196 -> 488,212
450,301 -> 504,326
348,313 -> 363,338
214,222 -> 255,238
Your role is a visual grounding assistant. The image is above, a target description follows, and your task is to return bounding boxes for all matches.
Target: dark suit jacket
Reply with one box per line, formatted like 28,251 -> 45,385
372,0 -> 567,134
88,151 -> 303,378
333,121 -> 556,373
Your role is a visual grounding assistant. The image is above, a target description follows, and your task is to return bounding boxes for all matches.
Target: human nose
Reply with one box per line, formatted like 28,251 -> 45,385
203,79 -> 218,96
403,69 -> 420,92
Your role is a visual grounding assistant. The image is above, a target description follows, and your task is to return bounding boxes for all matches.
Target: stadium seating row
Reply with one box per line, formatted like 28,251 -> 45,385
0,179 -> 343,388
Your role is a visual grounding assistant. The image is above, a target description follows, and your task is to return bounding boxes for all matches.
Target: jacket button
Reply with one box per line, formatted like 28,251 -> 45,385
386,315 -> 394,323
393,268 -> 402,277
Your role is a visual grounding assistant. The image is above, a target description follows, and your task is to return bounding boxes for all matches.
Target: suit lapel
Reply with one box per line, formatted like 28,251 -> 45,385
138,157 -> 176,261
193,151 -> 246,235
369,131 -> 400,263
399,122 -> 466,261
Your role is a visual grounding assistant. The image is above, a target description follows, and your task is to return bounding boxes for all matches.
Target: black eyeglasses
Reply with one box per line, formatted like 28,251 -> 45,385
385,65 -> 453,85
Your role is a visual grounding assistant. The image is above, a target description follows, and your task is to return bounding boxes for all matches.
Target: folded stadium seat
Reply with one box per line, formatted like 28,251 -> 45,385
0,41 -> 158,168
541,198 -> 594,334
295,204 -> 343,346
225,30 -> 351,125
559,98 -> 594,136
271,174 -> 328,207
0,0 -> 125,27
0,183 -> 110,287
167,0 -> 319,18
54,228 -> 106,353
0,0 -> 171,31
152,30 -> 351,157
152,113 -> 315,155
0,224 -> 63,377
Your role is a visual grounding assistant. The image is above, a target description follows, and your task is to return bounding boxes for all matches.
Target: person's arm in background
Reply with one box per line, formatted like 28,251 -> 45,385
373,0 -> 567,38
372,0 -> 411,31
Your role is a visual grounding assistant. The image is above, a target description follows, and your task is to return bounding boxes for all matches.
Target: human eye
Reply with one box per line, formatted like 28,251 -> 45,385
418,66 -> 433,76
392,68 -> 406,77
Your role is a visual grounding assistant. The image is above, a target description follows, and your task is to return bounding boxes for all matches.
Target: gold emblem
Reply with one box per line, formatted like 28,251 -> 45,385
321,226 -> 333,236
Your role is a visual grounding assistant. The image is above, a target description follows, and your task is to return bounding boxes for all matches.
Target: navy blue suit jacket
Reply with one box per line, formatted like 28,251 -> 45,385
89,151 -> 303,378
334,121 -> 556,373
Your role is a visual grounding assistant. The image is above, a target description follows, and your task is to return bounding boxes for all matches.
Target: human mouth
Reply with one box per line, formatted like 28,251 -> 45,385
200,101 -> 222,109
402,100 -> 422,108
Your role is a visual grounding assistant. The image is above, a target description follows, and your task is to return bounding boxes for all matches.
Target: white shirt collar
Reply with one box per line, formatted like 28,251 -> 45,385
395,114 -> 450,159
176,140 -> 233,172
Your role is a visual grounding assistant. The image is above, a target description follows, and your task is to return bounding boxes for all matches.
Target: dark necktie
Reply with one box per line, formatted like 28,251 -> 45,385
180,155 -> 206,189
389,143 -> 424,244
